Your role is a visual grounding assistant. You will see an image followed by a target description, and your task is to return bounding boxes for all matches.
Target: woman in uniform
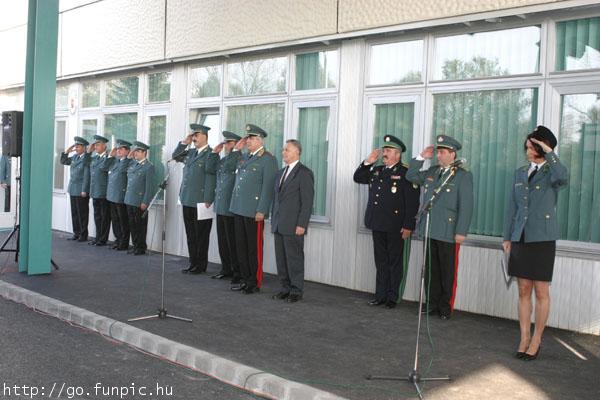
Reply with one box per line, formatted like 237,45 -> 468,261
502,126 -> 568,361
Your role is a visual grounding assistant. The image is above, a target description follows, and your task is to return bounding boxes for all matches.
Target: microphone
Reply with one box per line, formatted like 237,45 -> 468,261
449,158 -> 466,168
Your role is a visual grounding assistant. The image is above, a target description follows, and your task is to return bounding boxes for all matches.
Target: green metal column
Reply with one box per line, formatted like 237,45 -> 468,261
19,0 -> 59,275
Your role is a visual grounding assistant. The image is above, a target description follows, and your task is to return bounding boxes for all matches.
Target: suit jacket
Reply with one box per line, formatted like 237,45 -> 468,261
124,159 -> 155,207
229,148 -> 278,218
406,158 -> 474,243
172,143 -> 218,207
353,162 -> 420,233
503,151 -> 568,242
89,152 -> 110,199
104,157 -> 132,204
271,162 -> 315,235
213,151 -> 239,217
60,152 -> 91,196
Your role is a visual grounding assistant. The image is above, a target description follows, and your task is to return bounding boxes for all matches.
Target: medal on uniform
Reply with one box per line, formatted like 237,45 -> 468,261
391,186 -> 397,193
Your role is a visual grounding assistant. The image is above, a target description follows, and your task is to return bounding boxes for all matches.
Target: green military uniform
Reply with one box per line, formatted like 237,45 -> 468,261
104,139 -> 133,250
60,136 -> 91,241
211,131 -> 242,281
89,135 -> 111,245
406,135 -> 474,318
173,124 -> 218,273
0,155 -> 11,212
125,141 -> 156,255
230,124 -> 278,293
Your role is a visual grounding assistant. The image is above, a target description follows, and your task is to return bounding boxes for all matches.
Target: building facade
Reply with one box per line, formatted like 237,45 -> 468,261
0,0 -> 599,334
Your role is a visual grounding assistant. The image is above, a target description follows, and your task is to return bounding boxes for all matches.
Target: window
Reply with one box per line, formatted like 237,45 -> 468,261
556,17 -> 600,71
190,66 -> 221,98
81,119 -> 98,139
227,57 -> 287,96
189,108 -> 221,148
53,120 -> 66,190
372,103 -> 415,153
557,93 -> 600,243
432,88 -> 539,236
104,113 -> 137,143
148,115 -> 167,200
55,86 -> 68,109
81,82 -> 100,108
433,26 -> 541,80
105,76 -> 139,106
148,72 -> 171,103
295,50 -> 338,90
296,105 -> 331,217
369,40 -> 423,85
225,103 -> 285,164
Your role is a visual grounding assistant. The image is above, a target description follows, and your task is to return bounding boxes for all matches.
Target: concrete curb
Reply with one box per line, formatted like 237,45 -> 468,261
0,280 -> 347,400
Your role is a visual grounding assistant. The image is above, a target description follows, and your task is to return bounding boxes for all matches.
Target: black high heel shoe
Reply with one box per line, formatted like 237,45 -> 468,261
522,346 -> 541,361
514,351 -> 526,359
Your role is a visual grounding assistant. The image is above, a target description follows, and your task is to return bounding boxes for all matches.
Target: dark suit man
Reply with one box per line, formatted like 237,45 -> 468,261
173,124 -> 218,274
271,139 -> 314,303
60,136 -> 91,242
353,135 -> 420,309
87,135 -> 111,246
104,139 -> 133,250
0,155 -> 11,212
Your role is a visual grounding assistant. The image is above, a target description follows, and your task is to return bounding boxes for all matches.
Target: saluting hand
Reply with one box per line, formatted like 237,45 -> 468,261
365,148 -> 381,165
65,145 -> 75,153
213,143 -> 224,154
235,137 -> 248,151
87,143 -> 95,153
530,138 -> 552,154
401,228 -> 412,239
182,134 -> 193,145
255,212 -> 264,222
420,146 -> 434,159
110,147 -> 117,157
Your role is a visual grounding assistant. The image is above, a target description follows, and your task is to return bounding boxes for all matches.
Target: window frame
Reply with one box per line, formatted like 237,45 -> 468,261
52,117 -> 69,193
187,62 -> 223,103
291,46 -> 341,95
103,73 -> 141,108
146,69 -> 172,105
224,52 -> 290,98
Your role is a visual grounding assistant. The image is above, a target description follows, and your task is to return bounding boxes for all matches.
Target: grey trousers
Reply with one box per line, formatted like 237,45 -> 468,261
273,232 -> 305,295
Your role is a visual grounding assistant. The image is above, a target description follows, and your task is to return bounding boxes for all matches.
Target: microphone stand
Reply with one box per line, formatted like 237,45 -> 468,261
367,165 -> 459,399
129,159 -> 192,323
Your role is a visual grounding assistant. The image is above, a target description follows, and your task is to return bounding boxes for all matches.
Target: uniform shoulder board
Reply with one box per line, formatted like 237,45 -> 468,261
257,148 -> 265,157
401,162 -> 409,168
519,165 -> 529,171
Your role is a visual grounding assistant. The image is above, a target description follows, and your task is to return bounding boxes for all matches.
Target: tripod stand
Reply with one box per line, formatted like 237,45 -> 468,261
129,163 -> 191,323
366,168 -> 458,399
0,156 -> 58,270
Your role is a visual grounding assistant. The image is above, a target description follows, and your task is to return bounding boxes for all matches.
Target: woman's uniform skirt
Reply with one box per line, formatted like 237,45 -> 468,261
508,234 -> 556,282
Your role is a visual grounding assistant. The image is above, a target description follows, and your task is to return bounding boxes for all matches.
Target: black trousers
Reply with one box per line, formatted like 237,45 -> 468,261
372,230 -> 406,303
182,206 -> 213,271
216,214 -> 239,277
109,201 -> 130,248
234,215 -> 264,289
3,185 -> 10,212
92,198 -> 111,243
274,232 -> 305,295
127,205 -> 148,251
70,195 -> 89,239
425,239 -> 460,315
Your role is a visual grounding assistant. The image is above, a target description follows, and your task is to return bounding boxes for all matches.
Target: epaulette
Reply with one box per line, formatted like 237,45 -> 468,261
401,162 -> 409,168
257,148 -> 266,157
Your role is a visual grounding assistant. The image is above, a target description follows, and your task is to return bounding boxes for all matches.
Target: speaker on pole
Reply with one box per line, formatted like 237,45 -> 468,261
2,111 -> 23,157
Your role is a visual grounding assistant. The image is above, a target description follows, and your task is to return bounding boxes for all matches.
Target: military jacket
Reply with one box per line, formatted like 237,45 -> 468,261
211,151 -> 239,217
172,143 -> 218,207
103,157 -> 132,204
89,152 -> 110,199
124,159 -> 155,208
353,162 -> 420,232
503,151 -> 568,242
229,149 -> 278,219
60,152 -> 91,196
406,159 -> 474,243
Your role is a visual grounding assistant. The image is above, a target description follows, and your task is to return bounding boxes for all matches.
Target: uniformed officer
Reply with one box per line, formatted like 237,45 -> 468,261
173,124 -> 218,274
229,124 -> 278,294
353,135 -> 420,309
406,135 -> 474,320
210,131 -> 242,283
87,135 -> 111,246
104,139 -> 133,250
0,155 -> 11,212
60,136 -> 91,242
124,141 -> 155,255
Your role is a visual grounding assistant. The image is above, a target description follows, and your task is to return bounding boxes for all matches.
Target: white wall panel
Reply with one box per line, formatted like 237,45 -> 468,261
165,0 -> 338,59
0,26 -> 27,88
60,0 -> 165,76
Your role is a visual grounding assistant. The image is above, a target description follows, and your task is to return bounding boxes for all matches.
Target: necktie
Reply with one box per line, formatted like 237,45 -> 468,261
279,166 -> 289,190
528,165 -> 538,182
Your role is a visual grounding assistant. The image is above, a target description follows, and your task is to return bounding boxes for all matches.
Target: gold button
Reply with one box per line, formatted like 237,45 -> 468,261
545,214 -> 550,219
376,194 -> 379,197
374,201 -> 378,205
536,186 -> 540,190
394,210 -> 398,214
255,196 -> 259,200
449,218 -> 453,221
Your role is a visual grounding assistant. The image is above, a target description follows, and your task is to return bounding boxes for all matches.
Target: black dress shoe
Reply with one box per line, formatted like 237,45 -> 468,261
272,292 -> 290,300
127,248 -> 135,254
117,245 -> 129,251
181,265 -> 195,274
522,347 -> 540,361
111,244 -> 119,249
88,240 -> 97,245
514,352 -> 526,359
439,313 -> 451,320
211,273 -> 232,280
78,237 -> 88,242
133,249 -> 146,256
67,236 -> 79,241
286,294 -> 301,303
95,241 -> 107,246
242,286 -> 260,294
385,301 -> 396,309
368,299 -> 386,306
230,283 -> 247,291
188,267 -> 204,274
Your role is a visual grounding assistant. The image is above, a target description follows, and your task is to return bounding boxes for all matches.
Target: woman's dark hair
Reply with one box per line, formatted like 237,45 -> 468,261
524,133 -> 549,157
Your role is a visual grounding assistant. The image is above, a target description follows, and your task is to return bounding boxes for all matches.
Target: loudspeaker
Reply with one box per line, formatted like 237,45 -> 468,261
2,111 -> 23,157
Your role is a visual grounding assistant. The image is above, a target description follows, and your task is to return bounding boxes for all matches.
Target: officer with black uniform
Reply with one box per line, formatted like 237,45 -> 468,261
209,131 -> 242,283
354,135 -> 420,309
104,139 -> 133,250
173,124 -> 218,274
87,135 -> 111,246
60,136 -> 91,242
